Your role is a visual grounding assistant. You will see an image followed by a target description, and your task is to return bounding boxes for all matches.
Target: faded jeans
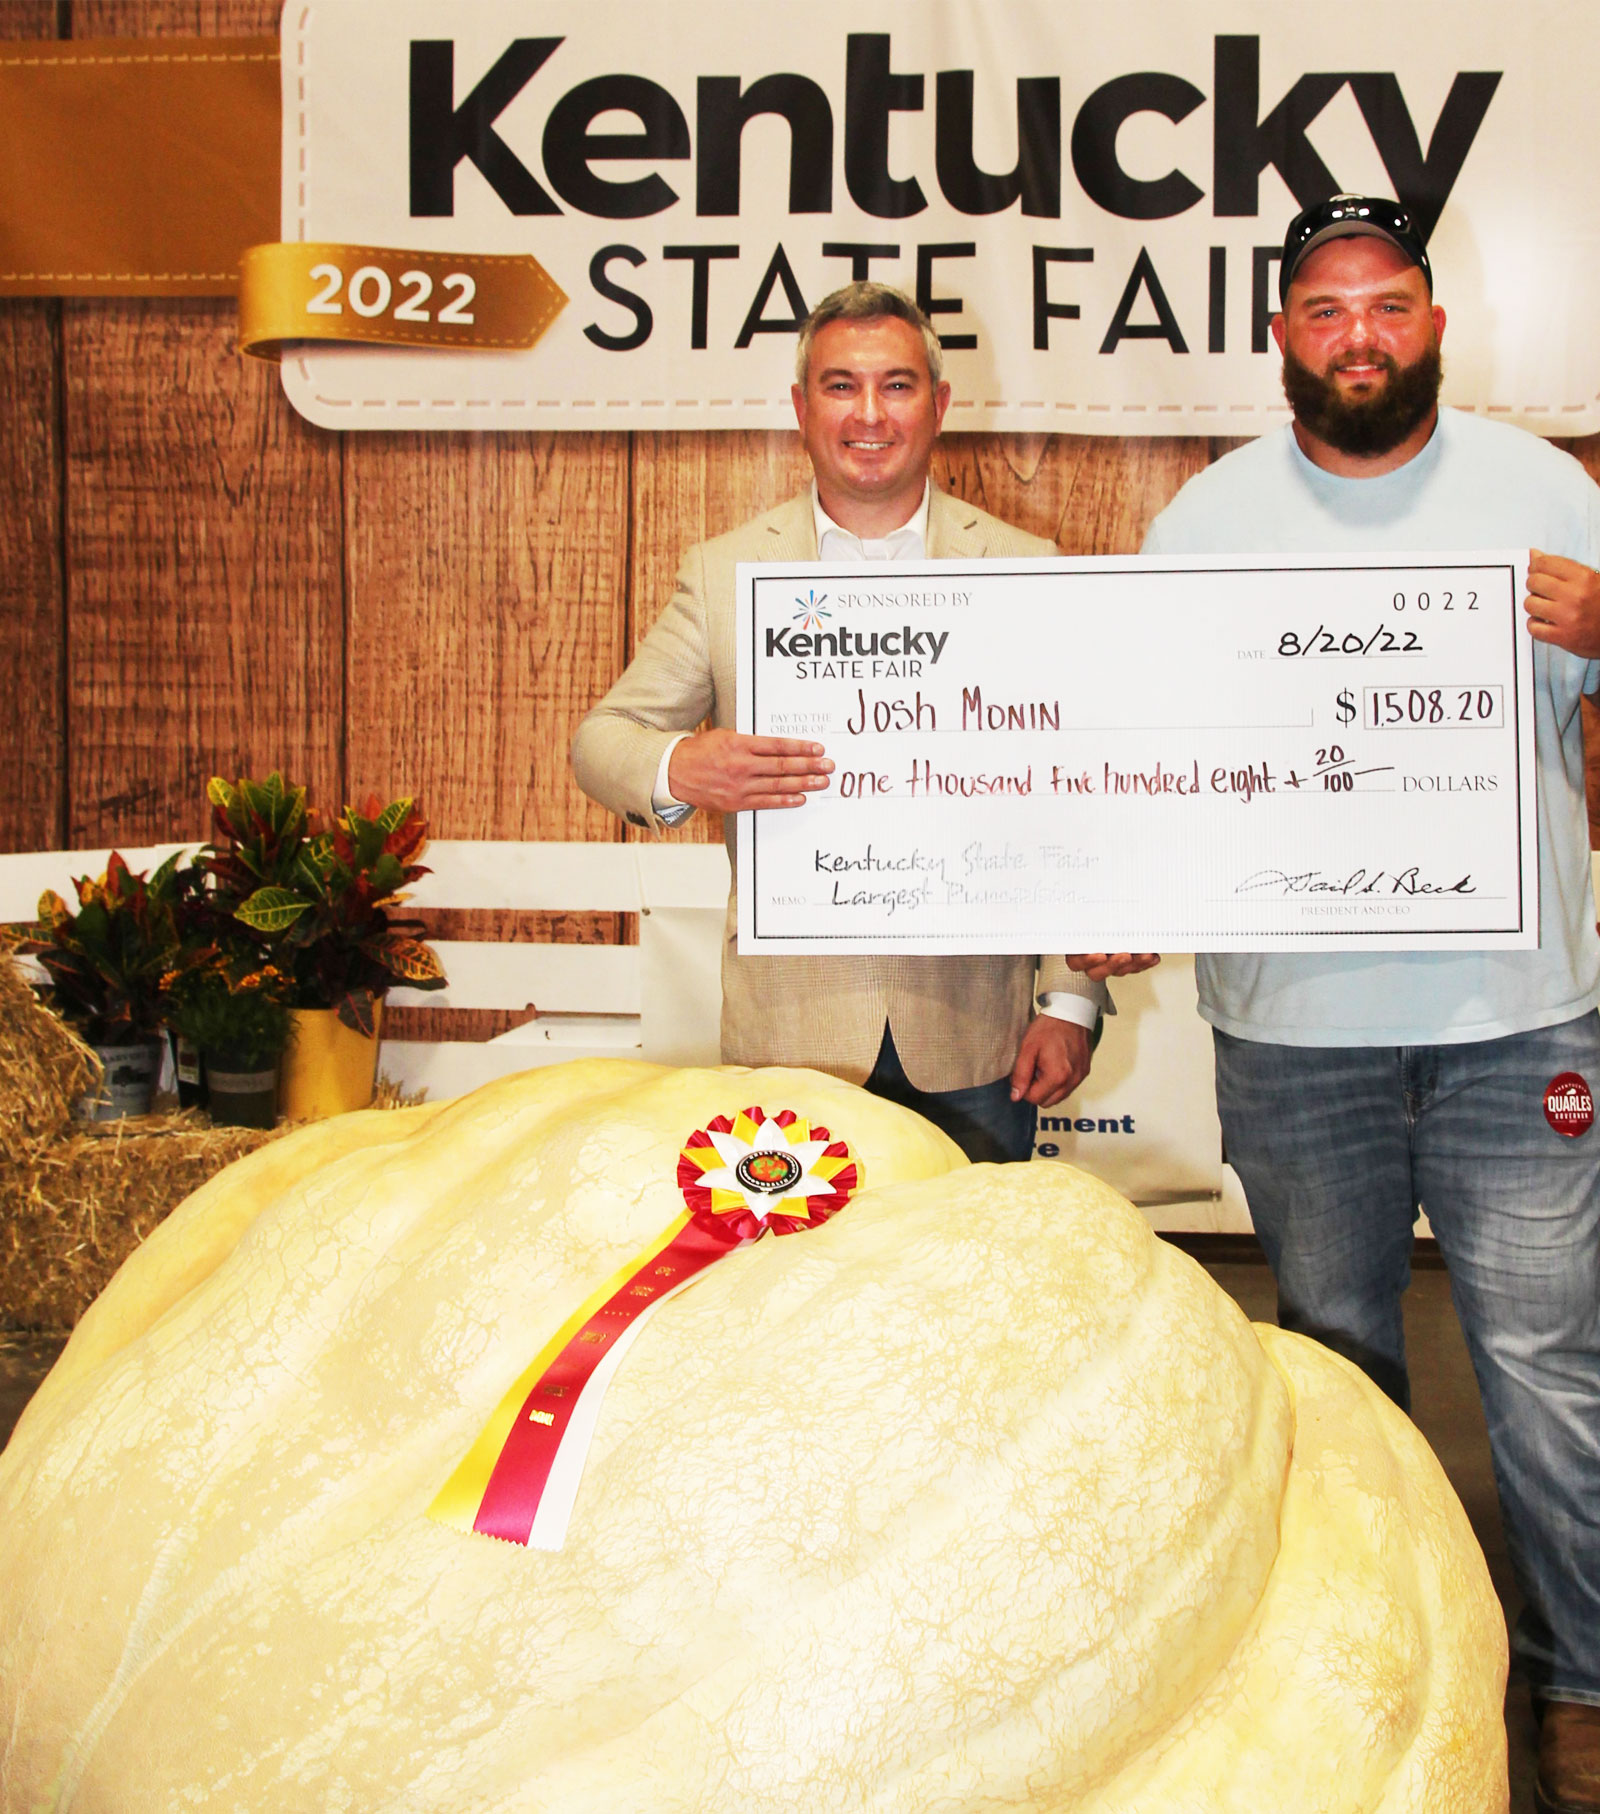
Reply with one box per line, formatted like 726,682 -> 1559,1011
1214,1013 -> 1600,1706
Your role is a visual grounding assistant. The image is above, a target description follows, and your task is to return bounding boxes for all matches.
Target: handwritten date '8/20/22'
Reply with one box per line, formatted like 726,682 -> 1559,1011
1273,588 -> 1477,659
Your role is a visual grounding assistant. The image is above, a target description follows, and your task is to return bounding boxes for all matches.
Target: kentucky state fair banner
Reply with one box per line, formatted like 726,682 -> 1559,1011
266,0 -> 1600,435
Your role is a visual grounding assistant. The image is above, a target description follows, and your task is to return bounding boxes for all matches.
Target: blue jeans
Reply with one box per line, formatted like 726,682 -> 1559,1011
1214,1015 -> 1600,1706
865,1025 -> 1036,1164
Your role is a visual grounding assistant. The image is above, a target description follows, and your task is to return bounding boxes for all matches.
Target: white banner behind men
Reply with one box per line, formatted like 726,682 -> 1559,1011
280,0 -> 1600,433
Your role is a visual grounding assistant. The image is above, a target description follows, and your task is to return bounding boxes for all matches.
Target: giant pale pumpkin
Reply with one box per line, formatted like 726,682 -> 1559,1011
0,1061 -> 1506,1811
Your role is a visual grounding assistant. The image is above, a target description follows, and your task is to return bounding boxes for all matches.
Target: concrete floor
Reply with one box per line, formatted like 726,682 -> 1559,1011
1,1331 -> 66,1457
0,1252 -> 1540,1806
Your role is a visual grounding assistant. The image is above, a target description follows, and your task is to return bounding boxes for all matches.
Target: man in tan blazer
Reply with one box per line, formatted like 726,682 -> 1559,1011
572,283 -> 1105,1161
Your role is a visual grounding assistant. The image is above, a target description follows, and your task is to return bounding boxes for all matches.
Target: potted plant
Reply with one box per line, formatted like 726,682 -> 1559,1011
165,943 -> 293,1129
198,772 -> 446,1119
23,852 -> 182,1120
164,858 -> 217,1109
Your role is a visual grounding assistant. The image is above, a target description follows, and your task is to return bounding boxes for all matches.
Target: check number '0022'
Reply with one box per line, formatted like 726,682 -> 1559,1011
1358,685 -> 1505,729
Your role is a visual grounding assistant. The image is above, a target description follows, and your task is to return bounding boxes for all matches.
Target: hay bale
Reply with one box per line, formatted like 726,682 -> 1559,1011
0,956 -> 282,1332
0,950 -> 99,1155
373,1072 -> 428,1111
0,958 -> 431,1332
0,1118 -> 279,1332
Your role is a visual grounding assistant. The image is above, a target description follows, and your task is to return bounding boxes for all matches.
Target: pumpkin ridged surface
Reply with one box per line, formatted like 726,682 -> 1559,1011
1079,1327 -> 1508,1812
0,1061 -> 1505,1811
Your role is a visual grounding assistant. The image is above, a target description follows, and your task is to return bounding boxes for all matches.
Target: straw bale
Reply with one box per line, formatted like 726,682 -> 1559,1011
0,954 -> 279,1331
0,947 -> 99,1155
0,1115 -> 280,1332
373,1072 -> 428,1111
0,955 -> 429,1331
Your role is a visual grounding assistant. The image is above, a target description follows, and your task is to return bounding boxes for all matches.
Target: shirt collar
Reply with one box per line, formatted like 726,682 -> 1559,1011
1286,411 -> 1446,492
812,483 -> 931,561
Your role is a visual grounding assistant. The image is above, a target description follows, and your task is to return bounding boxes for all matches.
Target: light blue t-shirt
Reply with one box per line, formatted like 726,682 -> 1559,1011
1142,409 -> 1600,1046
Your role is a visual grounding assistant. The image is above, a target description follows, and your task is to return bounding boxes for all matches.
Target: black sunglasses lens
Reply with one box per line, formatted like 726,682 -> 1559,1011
1295,198 -> 1416,245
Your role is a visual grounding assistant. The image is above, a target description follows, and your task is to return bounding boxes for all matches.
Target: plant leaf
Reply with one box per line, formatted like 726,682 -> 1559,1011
207,776 -> 240,817
235,888 -> 313,934
368,853 -> 405,897
335,988 -> 377,1037
240,777 -> 274,827
375,937 -> 447,985
280,788 -> 308,843
374,798 -> 413,837
149,851 -> 182,896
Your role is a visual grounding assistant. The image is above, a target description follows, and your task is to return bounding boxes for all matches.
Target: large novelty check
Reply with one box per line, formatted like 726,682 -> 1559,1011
736,553 -> 1537,954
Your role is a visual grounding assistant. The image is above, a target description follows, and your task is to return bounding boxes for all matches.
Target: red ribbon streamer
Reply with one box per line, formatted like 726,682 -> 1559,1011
470,1215 -> 745,1544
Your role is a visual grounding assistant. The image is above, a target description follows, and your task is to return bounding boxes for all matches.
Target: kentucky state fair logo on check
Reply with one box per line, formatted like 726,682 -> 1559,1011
754,570 -> 965,685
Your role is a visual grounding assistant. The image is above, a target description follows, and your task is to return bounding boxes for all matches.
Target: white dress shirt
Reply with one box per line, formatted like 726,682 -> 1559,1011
651,483 -> 1096,1031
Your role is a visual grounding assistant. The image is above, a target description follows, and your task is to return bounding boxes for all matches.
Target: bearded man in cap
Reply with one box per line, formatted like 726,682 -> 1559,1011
1131,195 -> 1600,1812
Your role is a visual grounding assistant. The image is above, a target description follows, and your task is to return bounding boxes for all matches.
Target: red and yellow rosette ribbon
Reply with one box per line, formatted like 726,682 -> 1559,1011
677,1105 -> 860,1235
428,1108 -> 860,1548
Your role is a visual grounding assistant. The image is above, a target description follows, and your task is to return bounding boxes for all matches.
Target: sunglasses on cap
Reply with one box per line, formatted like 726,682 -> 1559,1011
1279,195 -> 1433,306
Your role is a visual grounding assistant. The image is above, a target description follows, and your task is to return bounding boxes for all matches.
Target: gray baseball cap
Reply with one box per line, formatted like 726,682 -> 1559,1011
1280,194 -> 1433,305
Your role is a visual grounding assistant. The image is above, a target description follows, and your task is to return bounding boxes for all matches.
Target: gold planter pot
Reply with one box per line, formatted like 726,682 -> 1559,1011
280,1004 -> 383,1122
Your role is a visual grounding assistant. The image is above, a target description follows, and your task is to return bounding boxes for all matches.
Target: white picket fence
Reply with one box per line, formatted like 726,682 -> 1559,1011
0,839 -> 730,1092
386,840 -> 731,1092
14,836 -> 1581,1236
41,838 -> 1555,1233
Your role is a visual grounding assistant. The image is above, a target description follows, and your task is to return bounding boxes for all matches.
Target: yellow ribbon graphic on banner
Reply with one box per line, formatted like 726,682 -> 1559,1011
237,243 -> 566,360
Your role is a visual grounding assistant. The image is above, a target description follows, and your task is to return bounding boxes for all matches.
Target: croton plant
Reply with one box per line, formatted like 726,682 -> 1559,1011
26,850 -> 182,1046
200,771 -> 446,1033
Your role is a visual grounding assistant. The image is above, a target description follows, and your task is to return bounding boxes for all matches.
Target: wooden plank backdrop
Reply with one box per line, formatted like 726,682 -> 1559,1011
4,0 -> 1600,888
53,2 -> 342,853
0,2 -> 65,856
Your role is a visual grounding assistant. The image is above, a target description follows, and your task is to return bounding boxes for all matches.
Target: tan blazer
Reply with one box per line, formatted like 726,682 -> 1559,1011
570,487 -> 1098,1090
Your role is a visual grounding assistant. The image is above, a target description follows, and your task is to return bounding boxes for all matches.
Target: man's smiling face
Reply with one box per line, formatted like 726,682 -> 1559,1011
1273,236 -> 1447,461
791,315 -> 951,532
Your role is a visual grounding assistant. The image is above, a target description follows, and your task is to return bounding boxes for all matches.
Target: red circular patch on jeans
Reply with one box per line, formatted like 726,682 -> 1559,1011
1544,1072 -> 1595,1137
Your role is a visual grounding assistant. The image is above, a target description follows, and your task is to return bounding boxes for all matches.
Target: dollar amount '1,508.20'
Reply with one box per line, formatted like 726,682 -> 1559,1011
1338,686 -> 1505,729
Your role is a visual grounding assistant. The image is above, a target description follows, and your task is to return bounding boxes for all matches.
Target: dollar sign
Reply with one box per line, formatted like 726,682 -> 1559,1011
1335,689 -> 1356,726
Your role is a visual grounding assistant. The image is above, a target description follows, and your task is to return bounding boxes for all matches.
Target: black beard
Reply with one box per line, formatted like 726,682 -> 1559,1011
1281,341 -> 1443,458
